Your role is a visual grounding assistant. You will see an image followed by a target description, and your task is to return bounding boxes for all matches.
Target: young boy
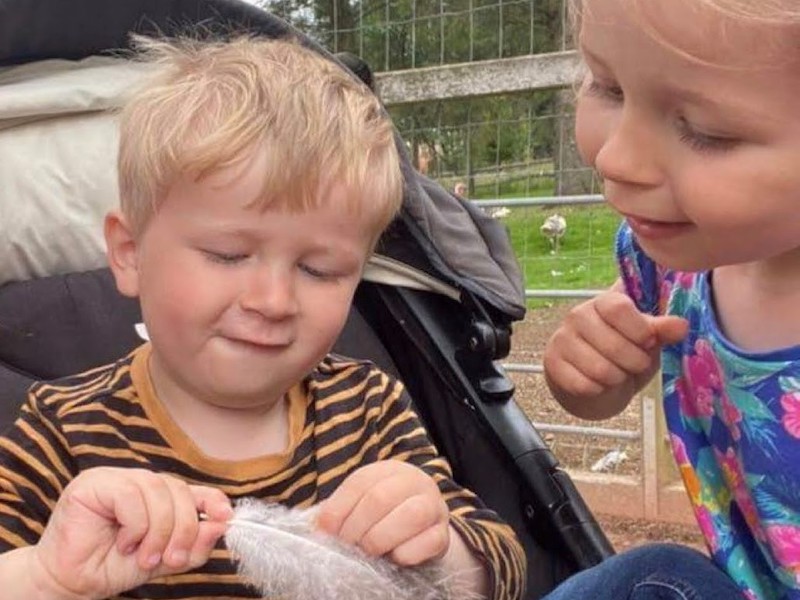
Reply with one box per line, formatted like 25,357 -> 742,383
0,36 -> 526,599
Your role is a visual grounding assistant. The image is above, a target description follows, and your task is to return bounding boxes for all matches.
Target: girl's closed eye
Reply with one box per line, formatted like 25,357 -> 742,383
675,117 -> 739,154
583,77 -> 624,103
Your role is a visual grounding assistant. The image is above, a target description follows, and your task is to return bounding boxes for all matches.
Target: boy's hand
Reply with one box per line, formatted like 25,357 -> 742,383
317,460 -> 449,566
544,290 -> 688,419
31,467 -> 232,600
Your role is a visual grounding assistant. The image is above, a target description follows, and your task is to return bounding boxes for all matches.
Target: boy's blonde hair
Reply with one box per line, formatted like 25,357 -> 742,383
118,36 -> 403,239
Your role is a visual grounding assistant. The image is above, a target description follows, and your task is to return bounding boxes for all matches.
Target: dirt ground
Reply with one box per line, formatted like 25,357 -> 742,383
507,301 -> 707,553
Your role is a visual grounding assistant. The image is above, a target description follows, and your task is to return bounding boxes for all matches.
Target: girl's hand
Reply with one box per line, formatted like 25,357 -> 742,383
544,288 -> 688,419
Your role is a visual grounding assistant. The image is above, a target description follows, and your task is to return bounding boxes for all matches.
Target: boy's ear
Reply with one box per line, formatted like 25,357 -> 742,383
104,210 -> 140,298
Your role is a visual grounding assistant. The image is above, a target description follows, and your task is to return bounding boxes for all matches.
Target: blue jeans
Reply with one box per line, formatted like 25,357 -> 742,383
541,544 -> 744,600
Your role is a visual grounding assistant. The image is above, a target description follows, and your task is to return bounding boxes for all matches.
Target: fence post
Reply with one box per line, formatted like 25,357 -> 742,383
640,375 -> 661,519
640,373 -> 674,520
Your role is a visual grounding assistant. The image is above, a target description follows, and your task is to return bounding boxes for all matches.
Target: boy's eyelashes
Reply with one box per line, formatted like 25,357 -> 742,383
200,249 -> 340,280
299,263 -> 338,280
203,249 -> 248,264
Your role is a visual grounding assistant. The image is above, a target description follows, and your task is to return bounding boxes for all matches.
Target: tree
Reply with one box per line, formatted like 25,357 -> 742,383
255,0 -> 572,198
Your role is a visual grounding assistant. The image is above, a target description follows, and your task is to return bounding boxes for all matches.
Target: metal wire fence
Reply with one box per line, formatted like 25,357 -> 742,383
257,0 -> 571,68
252,0 -> 689,521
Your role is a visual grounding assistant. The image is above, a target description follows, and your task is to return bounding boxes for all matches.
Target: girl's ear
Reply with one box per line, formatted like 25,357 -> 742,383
104,210 -> 140,298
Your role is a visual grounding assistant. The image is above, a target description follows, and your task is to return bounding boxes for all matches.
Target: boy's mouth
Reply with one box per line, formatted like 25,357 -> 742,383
222,335 -> 292,350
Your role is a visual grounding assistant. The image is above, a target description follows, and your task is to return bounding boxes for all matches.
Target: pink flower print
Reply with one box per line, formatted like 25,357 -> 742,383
742,591 -> 759,600
695,506 -> 719,554
720,393 -> 742,441
781,392 -> 800,439
670,433 -> 689,465
689,339 -> 724,391
678,339 -> 726,419
677,377 -> 714,419
674,270 -> 695,290
714,447 -> 765,541
621,257 -> 642,302
765,524 -> 800,570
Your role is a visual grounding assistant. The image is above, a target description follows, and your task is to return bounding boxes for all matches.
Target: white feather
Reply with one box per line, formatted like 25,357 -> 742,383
225,499 -> 470,600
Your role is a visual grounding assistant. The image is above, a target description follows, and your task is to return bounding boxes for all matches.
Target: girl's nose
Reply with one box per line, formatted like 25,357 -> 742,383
594,109 -> 662,188
239,267 -> 299,319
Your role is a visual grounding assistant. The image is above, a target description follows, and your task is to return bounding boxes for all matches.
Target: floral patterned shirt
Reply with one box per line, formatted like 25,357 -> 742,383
617,223 -> 800,600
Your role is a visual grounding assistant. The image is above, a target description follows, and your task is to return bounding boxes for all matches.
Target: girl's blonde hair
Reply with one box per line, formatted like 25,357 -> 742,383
569,0 -> 800,24
569,0 -> 800,67
118,35 -> 403,238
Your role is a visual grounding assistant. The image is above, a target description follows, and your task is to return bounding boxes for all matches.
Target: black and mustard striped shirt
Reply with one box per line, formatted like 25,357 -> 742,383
0,344 -> 526,599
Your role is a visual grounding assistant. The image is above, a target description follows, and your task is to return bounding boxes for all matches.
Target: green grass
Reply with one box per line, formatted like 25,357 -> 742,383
502,204 -> 621,307
443,169 -> 619,307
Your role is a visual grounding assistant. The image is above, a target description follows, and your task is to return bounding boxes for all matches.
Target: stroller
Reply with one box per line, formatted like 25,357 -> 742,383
0,0 -> 614,597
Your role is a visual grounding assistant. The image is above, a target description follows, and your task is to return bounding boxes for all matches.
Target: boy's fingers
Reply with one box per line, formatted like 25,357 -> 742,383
389,524 -> 449,566
357,494 -> 445,557
335,475 -> 411,546
650,315 -> 689,345
161,480 -> 200,569
110,481 -> 152,556
191,486 -> 233,522
135,474 -> 177,570
185,521 -> 229,570
317,466 -> 383,536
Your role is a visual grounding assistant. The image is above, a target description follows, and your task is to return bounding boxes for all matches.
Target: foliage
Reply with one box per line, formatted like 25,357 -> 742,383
253,0 -> 573,193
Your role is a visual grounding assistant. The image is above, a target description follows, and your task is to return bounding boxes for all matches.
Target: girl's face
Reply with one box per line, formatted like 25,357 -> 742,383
575,0 -> 800,272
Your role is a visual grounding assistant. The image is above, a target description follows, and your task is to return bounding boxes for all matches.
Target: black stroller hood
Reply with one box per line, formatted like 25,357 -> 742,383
0,0 -> 526,321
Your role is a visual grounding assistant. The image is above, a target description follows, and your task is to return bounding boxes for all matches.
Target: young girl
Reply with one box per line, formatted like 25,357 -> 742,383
543,0 -> 800,598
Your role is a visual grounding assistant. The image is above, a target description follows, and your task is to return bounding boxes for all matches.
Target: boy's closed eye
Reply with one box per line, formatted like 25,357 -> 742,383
202,249 -> 249,265
299,263 -> 339,280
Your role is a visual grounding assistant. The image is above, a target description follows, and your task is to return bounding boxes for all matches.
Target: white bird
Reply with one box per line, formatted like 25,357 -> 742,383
590,449 -> 629,473
540,213 -> 567,254
489,206 -> 511,219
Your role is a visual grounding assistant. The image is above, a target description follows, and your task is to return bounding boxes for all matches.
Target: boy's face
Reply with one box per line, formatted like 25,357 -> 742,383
107,152 -> 375,410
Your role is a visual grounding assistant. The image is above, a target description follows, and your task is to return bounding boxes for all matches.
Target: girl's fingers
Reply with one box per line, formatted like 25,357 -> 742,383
576,316 -> 654,375
593,293 -> 655,348
543,357 -> 605,398
559,335 -> 630,389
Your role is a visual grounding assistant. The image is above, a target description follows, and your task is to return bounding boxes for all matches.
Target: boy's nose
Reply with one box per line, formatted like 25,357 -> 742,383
594,110 -> 662,188
239,268 -> 299,319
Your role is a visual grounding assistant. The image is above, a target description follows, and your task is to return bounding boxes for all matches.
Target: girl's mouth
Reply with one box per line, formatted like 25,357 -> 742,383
625,215 -> 693,240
